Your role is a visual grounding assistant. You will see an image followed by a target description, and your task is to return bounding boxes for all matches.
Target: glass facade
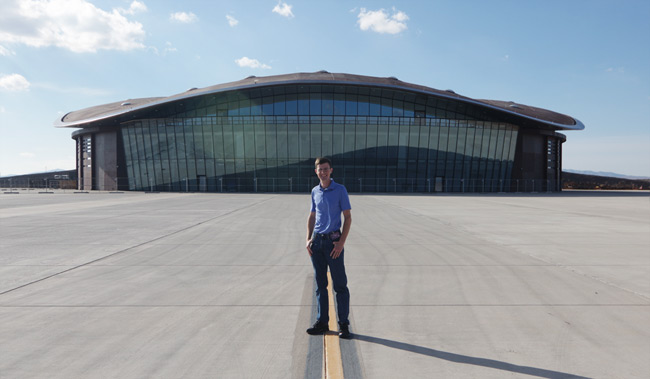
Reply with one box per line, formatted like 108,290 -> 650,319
119,84 -> 519,192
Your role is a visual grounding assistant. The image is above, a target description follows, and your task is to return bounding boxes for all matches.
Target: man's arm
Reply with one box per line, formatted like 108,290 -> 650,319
306,211 -> 316,256
331,209 -> 351,259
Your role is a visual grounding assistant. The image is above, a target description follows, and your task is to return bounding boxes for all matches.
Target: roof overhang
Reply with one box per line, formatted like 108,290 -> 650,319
55,72 -> 585,132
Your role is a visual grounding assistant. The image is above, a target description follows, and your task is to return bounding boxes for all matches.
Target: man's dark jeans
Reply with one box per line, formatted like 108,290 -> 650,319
310,234 -> 350,325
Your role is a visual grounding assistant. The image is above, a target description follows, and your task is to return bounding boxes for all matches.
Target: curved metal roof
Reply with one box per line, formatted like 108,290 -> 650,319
55,72 -> 585,131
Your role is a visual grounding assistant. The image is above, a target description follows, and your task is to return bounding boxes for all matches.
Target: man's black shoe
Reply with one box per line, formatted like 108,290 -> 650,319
338,322 -> 351,339
306,321 -> 329,335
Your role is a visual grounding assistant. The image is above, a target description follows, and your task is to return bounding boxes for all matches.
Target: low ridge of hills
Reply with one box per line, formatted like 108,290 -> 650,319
562,171 -> 649,190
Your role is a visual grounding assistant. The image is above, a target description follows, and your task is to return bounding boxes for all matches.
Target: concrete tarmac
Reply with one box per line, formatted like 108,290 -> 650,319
0,190 -> 648,378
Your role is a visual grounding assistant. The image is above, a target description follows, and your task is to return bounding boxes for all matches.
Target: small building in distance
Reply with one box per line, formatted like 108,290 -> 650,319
55,72 -> 584,193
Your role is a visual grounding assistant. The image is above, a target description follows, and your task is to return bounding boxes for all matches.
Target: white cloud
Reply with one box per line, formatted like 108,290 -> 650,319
118,1 -> 147,15
32,81 -> 111,96
235,57 -> 271,69
272,2 -> 294,18
0,0 -> 146,53
150,41 -> 178,56
357,7 -> 409,34
226,15 -> 239,27
0,45 -> 15,56
0,73 -> 30,91
163,42 -> 177,54
20,152 -> 35,158
0,106 -> 6,113
170,11 -> 198,23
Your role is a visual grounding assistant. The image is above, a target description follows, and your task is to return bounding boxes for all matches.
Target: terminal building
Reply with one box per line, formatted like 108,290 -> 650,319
56,72 -> 584,193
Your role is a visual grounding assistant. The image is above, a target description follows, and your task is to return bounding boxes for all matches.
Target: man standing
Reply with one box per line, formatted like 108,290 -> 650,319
306,157 -> 352,339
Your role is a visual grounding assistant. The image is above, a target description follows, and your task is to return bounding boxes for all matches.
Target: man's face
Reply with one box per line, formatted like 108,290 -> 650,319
315,163 -> 332,182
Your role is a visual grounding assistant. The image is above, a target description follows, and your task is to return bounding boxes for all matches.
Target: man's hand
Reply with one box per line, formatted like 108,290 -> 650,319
306,238 -> 313,256
330,241 -> 344,259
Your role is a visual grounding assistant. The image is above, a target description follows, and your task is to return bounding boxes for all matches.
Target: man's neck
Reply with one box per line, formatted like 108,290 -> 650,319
320,178 -> 332,188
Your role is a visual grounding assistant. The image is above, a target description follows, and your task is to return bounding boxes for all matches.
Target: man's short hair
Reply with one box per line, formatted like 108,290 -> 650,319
315,157 -> 332,168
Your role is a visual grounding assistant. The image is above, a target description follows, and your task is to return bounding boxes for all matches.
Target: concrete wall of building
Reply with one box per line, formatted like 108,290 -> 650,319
94,131 -> 118,191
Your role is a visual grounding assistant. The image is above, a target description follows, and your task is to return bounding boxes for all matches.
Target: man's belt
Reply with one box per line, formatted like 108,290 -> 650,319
313,230 -> 341,241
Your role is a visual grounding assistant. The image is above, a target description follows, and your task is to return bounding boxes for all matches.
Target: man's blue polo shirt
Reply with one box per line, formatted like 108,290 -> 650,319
311,179 -> 351,234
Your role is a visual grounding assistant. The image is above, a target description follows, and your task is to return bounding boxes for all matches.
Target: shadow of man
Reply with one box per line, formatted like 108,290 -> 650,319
352,334 -> 591,379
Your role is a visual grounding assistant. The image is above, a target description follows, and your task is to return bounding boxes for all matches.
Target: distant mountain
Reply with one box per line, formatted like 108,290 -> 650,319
562,171 -> 649,190
563,169 -> 650,180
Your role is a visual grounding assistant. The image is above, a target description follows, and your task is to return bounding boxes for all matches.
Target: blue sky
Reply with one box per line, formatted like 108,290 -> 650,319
1,0 -> 648,177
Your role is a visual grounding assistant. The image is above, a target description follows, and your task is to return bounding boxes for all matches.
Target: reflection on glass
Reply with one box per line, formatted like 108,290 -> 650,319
114,84 -> 537,192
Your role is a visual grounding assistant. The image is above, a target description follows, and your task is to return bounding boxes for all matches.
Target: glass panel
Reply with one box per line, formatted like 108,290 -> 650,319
227,101 -> 239,116
454,124 -> 467,178
274,95 -> 286,115
445,126 -> 458,181
381,97 -> 392,117
408,122 -> 419,159
479,125 -> 491,179
393,100 -> 404,117
321,122 -> 333,158
376,122 -> 389,158
244,123 -> 255,159
276,121 -> 288,160
213,119 -> 224,160
358,95 -> 369,116
239,99 -> 251,116
233,119 -> 245,159
427,122 -> 439,179
345,93 -> 357,116
122,126 -> 135,189
286,94 -> 298,115
369,96 -> 380,116
365,122 -> 377,183
487,125 -> 499,179
332,123 -> 344,157
184,119 -> 195,160
437,122 -> 448,177
355,123 -> 367,174
404,100 -> 415,118
288,123 -> 299,159
464,126 -> 475,179
310,122 -> 321,159
194,121 -> 206,177
334,93 -> 345,115
298,93 -> 310,115
166,121 -> 179,190
417,123 -> 429,181
322,95 -> 334,115
265,121 -> 276,159
235,158 -> 245,175
343,122 -> 355,162
223,158 -> 235,176
152,124 -> 163,186
493,125 -> 505,179
262,96 -> 274,116
310,93 -> 321,115
397,121 -> 409,181
184,120 -> 197,186
250,98 -> 262,116
222,120 -> 234,159
133,124 -> 144,189
470,124 -> 483,179
387,122 -> 399,162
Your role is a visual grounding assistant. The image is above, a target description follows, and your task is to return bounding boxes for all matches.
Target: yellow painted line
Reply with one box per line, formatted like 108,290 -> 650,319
324,271 -> 344,379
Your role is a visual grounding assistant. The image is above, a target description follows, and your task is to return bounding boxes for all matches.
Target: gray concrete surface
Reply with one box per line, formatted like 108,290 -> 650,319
0,191 -> 648,378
